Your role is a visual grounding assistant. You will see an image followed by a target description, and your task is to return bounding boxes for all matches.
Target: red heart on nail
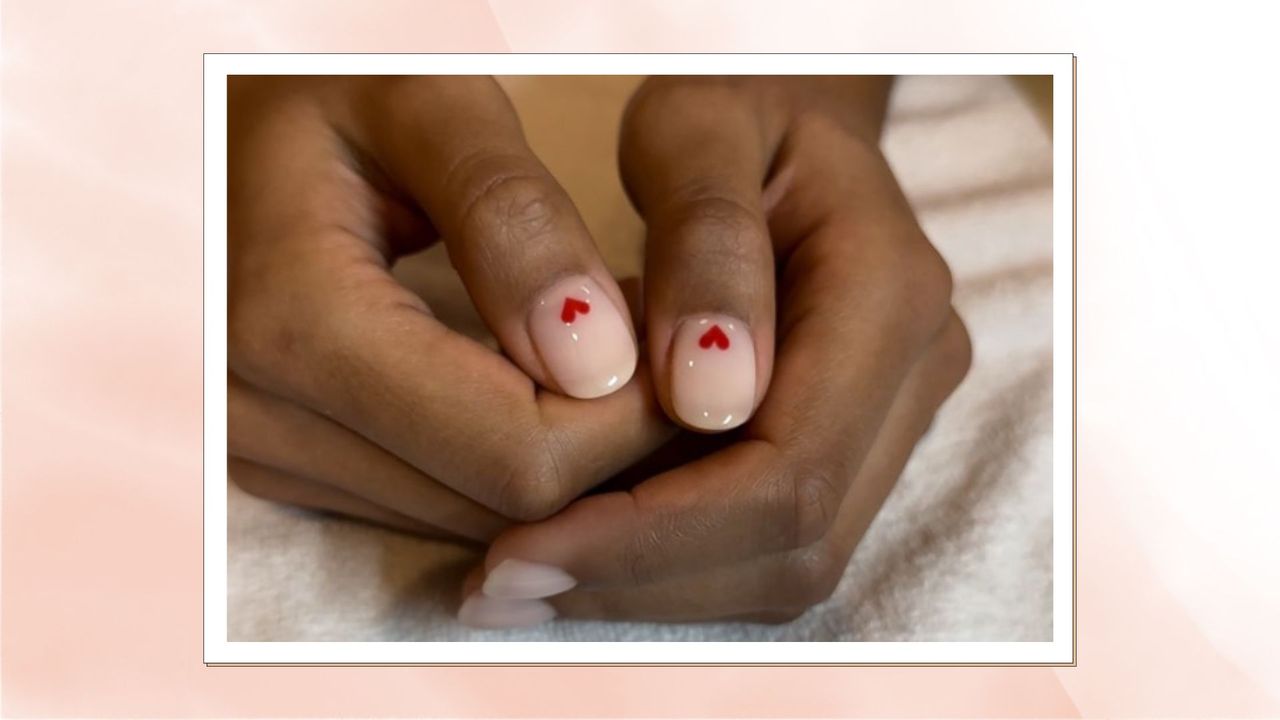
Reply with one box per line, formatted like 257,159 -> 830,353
560,297 -> 591,324
698,324 -> 730,350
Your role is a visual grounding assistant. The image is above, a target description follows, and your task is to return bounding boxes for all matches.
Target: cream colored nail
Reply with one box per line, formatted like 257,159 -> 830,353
671,314 -> 756,431
457,593 -> 556,629
482,559 -> 577,600
529,275 -> 637,399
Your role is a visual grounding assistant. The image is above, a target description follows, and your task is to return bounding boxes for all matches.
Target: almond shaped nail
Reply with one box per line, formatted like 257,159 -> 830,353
483,559 -> 577,600
457,593 -> 556,629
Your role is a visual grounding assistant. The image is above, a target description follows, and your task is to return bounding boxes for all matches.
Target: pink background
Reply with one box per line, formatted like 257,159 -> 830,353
4,0 -> 1279,716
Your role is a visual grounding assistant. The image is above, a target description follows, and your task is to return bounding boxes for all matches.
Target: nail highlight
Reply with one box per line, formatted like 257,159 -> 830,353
482,559 -> 577,600
529,275 -> 636,399
671,314 -> 756,431
457,593 -> 556,629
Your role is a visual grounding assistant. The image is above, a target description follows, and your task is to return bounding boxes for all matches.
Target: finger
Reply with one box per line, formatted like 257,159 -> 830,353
227,75 -> 438,263
465,314 -> 969,621
475,161 -> 957,587
229,458 -> 463,542
456,563 -> 558,629
541,313 -> 970,621
231,78 -> 674,520
619,79 -> 783,431
338,76 -> 637,399
231,266 -> 673,522
228,374 -> 509,542
231,156 -> 674,521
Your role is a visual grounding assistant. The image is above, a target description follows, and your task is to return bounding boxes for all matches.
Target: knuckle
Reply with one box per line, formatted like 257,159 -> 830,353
228,247 -> 346,387
618,509 -> 670,586
792,469 -> 841,549
230,268 -> 417,415
937,312 -> 974,385
913,243 -> 955,318
881,240 -> 954,337
367,75 -> 436,106
779,541 -> 846,609
662,191 -> 767,268
789,110 -> 848,144
621,78 -> 761,172
365,76 -> 501,122
630,77 -> 744,118
789,111 -> 880,161
492,436 -> 569,522
766,465 -> 841,551
228,296 -> 303,383
674,187 -> 760,230
456,163 -> 565,250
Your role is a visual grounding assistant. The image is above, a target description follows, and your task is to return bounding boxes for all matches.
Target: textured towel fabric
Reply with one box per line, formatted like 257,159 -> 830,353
227,75 -> 1054,642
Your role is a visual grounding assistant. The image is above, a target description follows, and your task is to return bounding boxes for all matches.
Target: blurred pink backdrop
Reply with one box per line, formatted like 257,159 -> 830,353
3,0 -> 1278,717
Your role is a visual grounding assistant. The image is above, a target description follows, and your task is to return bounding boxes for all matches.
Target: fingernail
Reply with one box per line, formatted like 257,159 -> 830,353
529,275 -> 637,399
457,593 -> 556,629
671,314 -> 756,431
482,559 -> 577,599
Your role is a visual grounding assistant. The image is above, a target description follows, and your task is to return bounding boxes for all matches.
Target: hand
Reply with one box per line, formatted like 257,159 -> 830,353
462,77 -> 971,625
227,76 -> 674,543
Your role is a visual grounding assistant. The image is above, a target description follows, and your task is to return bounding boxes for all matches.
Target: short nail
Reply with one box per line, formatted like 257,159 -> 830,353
457,593 -> 556,629
482,559 -> 577,599
529,275 -> 637,399
671,314 -> 756,431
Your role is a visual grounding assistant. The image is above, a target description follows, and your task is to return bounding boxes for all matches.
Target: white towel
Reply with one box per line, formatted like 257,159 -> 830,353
227,75 -> 1054,642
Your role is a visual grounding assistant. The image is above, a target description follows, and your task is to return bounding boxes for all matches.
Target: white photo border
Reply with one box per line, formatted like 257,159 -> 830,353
204,53 -> 1075,665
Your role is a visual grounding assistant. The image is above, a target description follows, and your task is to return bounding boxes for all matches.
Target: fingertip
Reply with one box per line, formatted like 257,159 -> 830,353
481,490 -> 635,593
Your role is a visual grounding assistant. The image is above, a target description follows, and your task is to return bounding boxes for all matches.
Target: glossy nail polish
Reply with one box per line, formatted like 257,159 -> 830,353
529,275 -> 637,399
482,559 -> 577,600
457,593 -> 556,629
671,314 -> 756,431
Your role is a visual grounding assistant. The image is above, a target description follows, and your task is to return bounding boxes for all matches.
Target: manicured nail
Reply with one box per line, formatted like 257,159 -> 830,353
457,593 -> 556,629
529,275 -> 637,399
482,559 -> 577,600
671,314 -> 756,431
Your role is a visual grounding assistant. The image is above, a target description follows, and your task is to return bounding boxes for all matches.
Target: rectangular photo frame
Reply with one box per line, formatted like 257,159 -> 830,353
204,52 -> 1075,665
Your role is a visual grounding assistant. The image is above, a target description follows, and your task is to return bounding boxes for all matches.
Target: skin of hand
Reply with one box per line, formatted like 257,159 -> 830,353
459,76 -> 972,627
227,76 -> 679,544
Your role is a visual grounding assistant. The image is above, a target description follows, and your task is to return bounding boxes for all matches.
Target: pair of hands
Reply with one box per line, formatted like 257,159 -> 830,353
228,75 -> 970,627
